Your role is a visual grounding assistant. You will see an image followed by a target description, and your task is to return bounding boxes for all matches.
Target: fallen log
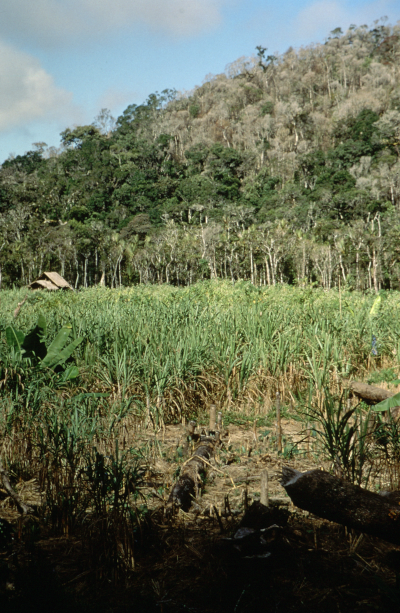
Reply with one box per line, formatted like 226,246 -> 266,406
280,466 -> 400,546
166,434 -> 218,516
343,380 -> 392,404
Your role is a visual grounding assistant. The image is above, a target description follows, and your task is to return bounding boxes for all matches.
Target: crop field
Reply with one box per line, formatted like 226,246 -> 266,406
2,281 -> 400,612
2,280 -> 400,411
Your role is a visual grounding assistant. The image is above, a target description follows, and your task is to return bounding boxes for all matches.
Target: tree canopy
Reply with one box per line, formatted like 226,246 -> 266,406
1,22 -> 400,291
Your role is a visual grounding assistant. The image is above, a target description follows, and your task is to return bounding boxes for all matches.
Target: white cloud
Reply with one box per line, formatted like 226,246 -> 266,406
97,88 -> 140,114
0,41 -> 76,132
87,0 -> 225,35
294,0 -> 396,41
295,1 -> 346,38
0,0 -> 228,48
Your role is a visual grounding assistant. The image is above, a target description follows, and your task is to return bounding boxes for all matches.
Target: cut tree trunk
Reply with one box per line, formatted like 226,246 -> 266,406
280,467 -> 400,546
166,435 -> 218,516
343,380 -> 392,404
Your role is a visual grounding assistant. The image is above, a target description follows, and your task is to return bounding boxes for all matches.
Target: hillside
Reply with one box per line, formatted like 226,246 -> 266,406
1,21 -> 400,290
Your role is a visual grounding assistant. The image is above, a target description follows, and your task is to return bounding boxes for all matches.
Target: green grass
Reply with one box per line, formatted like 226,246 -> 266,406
2,280 -> 400,580
2,281 -> 400,416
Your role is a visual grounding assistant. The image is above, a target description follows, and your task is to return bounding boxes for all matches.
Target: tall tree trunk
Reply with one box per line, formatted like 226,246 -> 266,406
328,246 -> 332,290
84,257 -> 88,288
265,258 -> 271,286
39,253 -> 44,277
373,249 -> 378,293
95,247 -> 98,285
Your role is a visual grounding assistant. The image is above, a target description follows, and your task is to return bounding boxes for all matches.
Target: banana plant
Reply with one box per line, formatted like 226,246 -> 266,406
4,315 -> 82,380
373,392 -> 400,413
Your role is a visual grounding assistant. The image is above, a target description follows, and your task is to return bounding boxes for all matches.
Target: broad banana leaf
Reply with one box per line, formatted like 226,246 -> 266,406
55,337 -> 83,366
41,326 -> 71,367
36,314 -> 46,336
5,326 -> 25,350
41,327 -> 82,369
373,391 -> 400,412
60,365 -> 80,381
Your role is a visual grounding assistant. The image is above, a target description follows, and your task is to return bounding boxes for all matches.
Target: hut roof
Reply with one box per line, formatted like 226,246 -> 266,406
29,272 -> 73,291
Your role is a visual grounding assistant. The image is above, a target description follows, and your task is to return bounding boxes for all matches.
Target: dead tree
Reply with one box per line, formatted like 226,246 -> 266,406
280,466 -> 400,546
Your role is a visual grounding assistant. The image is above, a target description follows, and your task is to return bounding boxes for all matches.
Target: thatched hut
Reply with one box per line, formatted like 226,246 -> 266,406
28,272 -> 73,291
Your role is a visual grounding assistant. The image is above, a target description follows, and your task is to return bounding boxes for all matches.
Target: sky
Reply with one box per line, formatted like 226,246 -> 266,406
0,0 -> 399,163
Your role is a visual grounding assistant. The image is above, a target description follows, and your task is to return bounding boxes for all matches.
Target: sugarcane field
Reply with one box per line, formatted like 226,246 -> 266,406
2,282 -> 400,612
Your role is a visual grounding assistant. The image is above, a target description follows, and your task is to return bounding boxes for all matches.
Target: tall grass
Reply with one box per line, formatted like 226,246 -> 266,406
1,280 -> 400,578
1,281 -> 399,420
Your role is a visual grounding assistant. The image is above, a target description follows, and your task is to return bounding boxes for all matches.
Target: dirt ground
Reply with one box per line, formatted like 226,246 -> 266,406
145,418 -> 314,511
1,417 -> 400,612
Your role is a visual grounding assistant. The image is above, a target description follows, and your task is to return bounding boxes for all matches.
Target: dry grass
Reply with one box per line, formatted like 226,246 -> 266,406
2,417 -> 400,612
2,282 -> 400,610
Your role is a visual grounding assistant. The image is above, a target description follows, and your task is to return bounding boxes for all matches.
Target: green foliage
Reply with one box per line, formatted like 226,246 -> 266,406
5,326 -> 25,350
334,109 -> 380,146
2,281 -> 399,423
185,143 -> 210,173
1,24 -> 400,290
374,412 -> 400,460
207,144 -> 243,200
306,391 -> 371,485
189,104 -> 200,118
2,315 -> 82,381
367,368 -> 397,386
260,101 -> 274,116
41,326 -> 83,370
373,391 -> 400,413
2,150 -> 45,174
60,125 -> 101,147
84,442 -> 145,514
1,280 -> 400,579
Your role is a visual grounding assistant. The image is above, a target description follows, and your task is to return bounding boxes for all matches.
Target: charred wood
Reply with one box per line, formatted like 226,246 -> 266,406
166,435 -> 218,516
343,380 -> 392,404
280,466 -> 400,546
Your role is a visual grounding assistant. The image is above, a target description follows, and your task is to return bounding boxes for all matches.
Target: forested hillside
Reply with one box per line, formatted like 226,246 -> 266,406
1,21 -> 400,290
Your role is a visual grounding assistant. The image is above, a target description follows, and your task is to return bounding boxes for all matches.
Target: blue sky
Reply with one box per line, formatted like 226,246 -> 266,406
0,0 -> 399,163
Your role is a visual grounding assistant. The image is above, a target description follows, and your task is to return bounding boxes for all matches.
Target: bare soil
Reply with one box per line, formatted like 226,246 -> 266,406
1,418 -> 400,612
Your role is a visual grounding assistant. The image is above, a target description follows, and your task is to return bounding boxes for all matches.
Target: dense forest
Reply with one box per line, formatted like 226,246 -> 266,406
1,20 -> 400,291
